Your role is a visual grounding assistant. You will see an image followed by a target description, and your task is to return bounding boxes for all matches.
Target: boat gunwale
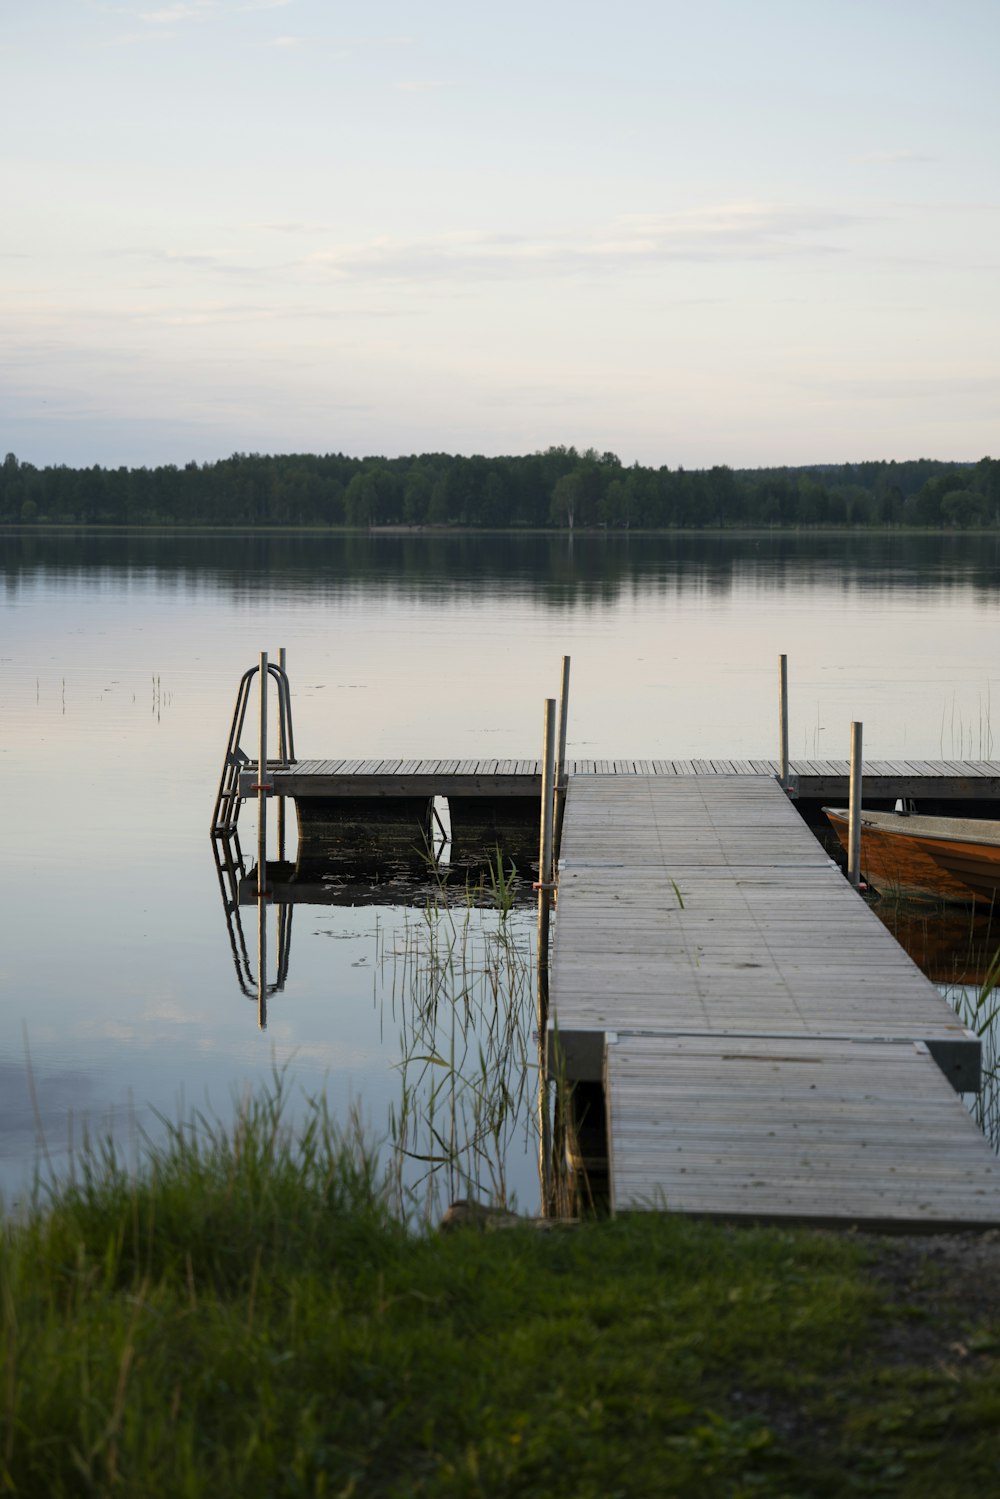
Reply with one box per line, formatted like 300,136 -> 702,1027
823,807 -> 1000,852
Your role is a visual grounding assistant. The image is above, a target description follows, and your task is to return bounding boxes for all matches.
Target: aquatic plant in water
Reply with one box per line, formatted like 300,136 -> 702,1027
382,858 -> 542,1222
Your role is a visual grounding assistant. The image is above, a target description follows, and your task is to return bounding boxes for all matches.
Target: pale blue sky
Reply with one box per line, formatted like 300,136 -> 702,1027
2,0 -> 997,467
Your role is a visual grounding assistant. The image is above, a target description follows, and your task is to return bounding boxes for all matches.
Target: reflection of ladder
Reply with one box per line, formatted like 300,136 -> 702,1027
211,834 -> 293,1004
211,659 -> 296,836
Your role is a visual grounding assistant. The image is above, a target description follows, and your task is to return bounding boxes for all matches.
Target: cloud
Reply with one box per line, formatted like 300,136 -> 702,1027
135,246 -> 277,282
806,373 -> 1000,403
114,0 -> 291,26
394,79 -> 448,93
859,150 -> 938,165
134,2 -> 208,23
268,34 -> 302,46
304,204 -> 863,284
258,220 -> 329,235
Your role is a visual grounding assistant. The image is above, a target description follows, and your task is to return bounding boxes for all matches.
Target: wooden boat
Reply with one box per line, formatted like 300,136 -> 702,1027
823,807 -> 1000,903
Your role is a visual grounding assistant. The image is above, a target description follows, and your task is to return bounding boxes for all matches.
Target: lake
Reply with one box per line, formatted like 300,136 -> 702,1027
3,529 -> 1000,1214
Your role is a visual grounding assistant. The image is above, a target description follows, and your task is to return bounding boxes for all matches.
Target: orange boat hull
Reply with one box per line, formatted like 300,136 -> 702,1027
823,808 -> 997,903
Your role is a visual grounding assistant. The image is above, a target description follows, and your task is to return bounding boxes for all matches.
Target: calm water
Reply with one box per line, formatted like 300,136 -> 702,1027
4,529 -> 1000,1211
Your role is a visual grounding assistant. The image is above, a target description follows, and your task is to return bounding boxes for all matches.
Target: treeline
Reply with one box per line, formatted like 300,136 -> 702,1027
2,448 -> 998,529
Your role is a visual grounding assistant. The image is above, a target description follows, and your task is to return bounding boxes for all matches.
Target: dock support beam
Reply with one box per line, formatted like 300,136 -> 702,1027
848,720 -> 863,887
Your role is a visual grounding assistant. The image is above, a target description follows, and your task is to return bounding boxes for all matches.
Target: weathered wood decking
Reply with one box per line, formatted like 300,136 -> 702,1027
548,775 -> 1000,1231
271,757 -> 1000,803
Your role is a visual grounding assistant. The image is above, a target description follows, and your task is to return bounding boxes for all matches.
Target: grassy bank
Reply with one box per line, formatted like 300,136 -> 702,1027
2,1087 -> 999,1498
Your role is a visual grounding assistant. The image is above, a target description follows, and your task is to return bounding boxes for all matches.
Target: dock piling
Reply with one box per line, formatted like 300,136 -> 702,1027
556,656 -> 571,788
537,698 -> 557,961
555,656 -> 571,856
778,654 -> 789,791
277,647 -> 287,861
848,720 -> 863,887
537,697 -> 558,1215
258,651 -> 268,897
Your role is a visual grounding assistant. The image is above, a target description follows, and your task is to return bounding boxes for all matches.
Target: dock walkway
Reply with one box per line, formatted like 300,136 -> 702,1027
548,775 -> 1000,1230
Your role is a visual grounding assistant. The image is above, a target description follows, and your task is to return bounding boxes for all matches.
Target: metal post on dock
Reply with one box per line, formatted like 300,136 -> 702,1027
848,720 -> 863,888
778,654 -> 789,791
555,656 -> 571,857
257,651 -> 268,897
537,698 -> 557,973
556,656 -> 570,787
277,647 -> 287,862
536,696 -> 557,1218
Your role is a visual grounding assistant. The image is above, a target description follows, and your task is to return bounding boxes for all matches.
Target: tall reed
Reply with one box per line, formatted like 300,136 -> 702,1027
382,856 -> 541,1223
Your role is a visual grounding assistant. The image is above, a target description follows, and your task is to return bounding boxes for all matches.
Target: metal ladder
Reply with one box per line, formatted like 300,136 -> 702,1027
211,656 -> 296,837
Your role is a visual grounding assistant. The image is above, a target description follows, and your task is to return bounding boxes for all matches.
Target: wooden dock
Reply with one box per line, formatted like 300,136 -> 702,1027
269,757 -> 1000,805
547,775 -> 1000,1231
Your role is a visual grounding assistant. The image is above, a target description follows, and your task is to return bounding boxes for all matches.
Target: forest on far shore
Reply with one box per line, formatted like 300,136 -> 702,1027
2,448 -> 998,531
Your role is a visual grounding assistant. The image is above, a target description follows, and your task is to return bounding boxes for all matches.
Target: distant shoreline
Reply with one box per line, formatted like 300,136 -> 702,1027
3,522 -> 1000,539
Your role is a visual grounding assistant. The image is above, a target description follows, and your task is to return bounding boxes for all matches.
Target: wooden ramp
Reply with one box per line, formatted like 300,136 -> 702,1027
548,775 -> 1000,1230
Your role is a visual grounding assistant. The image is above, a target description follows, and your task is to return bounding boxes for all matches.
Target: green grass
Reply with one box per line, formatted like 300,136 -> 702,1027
2,1083 -> 999,1497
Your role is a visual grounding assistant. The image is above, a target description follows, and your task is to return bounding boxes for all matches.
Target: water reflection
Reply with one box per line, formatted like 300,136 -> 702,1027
211,835 -> 293,1029
872,897 -> 1000,988
8,530 -> 1000,607
871,895 -> 1000,1152
209,829 -> 557,1220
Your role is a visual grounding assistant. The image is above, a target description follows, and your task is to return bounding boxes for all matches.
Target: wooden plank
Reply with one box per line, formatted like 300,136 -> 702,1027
939,759 -> 986,777
606,1035 -> 1000,1229
749,759 -> 779,776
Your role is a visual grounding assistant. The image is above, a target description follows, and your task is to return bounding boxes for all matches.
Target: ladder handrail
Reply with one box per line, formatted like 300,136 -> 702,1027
211,659 -> 297,836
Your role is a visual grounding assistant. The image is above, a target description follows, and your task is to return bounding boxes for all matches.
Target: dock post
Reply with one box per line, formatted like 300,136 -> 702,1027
537,697 -> 557,1004
555,656 -> 571,856
277,647 -> 287,862
848,720 -> 863,887
537,697 -> 557,1217
778,654 -> 789,790
257,651 -> 268,898
556,656 -> 570,787
537,698 -> 557,955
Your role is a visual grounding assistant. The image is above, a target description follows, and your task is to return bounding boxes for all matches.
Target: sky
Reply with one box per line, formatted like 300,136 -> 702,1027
1,0 -> 997,470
